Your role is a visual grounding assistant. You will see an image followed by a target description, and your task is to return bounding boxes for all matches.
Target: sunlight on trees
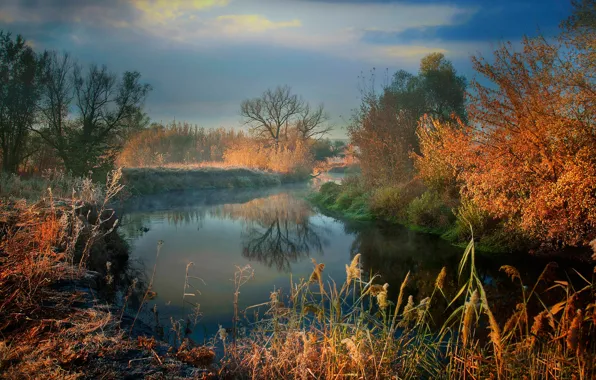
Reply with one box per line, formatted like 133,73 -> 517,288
349,53 -> 467,187
412,2 -> 596,246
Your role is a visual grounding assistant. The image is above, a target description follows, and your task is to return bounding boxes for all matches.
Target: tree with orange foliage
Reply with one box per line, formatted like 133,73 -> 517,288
412,115 -> 471,198
415,1 -> 596,247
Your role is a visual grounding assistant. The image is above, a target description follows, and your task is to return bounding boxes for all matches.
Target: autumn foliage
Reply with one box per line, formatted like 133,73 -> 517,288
414,34 -> 596,247
344,2 -> 596,249
349,54 -> 467,187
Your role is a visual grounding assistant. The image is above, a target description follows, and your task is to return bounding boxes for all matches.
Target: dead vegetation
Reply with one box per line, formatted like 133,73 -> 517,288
0,169 -> 217,379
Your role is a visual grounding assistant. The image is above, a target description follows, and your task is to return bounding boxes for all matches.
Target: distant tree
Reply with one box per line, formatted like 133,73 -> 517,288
36,51 -> 74,171
311,138 -> 334,161
331,139 -> 346,154
37,57 -> 151,176
0,31 -> 43,173
240,85 -> 331,147
349,54 -> 467,186
295,103 -> 332,140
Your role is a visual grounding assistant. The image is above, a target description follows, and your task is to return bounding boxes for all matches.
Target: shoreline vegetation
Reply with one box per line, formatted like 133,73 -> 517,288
308,180 -> 516,255
120,166 -> 290,196
1,170 -> 595,378
306,1 -> 596,257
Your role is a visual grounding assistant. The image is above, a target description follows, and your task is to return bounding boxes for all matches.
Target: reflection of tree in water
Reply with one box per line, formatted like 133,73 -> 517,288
121,189 -> 329,272
213,194 -> 327,272
121,209 -> 208,239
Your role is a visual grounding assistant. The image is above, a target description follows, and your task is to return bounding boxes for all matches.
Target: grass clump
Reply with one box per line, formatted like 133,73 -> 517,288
310,176 -> 372,220
442,199 -> 530,253
218,238 -> 596,379
406,190 -> 453,232
0,169 -> 103,202
368,179 -> 425,222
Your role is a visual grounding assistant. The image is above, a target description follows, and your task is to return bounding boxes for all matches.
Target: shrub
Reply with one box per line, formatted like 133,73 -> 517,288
443,198 -> 529,252
406,190 -> 451,229
315,182 -> 342,205
369,179 -> 425,221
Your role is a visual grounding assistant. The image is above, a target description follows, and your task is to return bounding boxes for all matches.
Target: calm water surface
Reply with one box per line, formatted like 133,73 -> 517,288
120,182 -> 584,341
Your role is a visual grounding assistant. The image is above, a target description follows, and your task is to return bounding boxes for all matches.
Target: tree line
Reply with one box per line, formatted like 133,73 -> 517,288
0,28 -> 338,177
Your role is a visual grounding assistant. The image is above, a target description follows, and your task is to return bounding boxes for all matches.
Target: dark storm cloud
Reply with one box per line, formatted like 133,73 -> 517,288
347,0 -> 572,44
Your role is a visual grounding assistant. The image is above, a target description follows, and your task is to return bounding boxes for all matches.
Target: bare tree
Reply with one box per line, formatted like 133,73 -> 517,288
36,51 -> 74,166
296,103 -> 331,140
240,85 -> 331,146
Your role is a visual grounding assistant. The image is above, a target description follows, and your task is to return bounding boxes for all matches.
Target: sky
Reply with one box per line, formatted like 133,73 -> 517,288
0,0 -> 572,138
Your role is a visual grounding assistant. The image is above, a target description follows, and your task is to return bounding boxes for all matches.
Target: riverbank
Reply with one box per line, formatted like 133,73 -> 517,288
2,173 -> 595,378
121,167 -> 282,195
120,166 -> 311,195
0,177 -> 219,378
308,181 -> 587,256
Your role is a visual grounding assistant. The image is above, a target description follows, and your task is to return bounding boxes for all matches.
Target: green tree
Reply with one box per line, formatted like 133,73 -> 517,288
0,31 -> 43,173
37,55 -> 152,176
349,53 -> 467,186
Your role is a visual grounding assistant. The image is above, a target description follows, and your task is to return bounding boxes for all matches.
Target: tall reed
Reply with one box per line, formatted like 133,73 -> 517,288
215,238 -> 596,379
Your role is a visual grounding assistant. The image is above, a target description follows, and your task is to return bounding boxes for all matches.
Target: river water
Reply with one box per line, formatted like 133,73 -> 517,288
120,181 -> 588,343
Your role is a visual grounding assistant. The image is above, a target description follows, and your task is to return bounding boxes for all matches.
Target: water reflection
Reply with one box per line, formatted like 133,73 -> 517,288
213,194 -> 326,271
122,186 -> 328,272
120,184 -> 591,341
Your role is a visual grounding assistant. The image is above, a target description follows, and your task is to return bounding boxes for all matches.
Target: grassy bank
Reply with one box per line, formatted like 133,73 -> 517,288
121,166 -> 290,195
309,180 -> 528,253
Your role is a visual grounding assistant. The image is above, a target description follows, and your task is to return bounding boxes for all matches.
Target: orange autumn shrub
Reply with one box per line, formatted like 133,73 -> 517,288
412,115 -> 471,197
415,35 -> 596,247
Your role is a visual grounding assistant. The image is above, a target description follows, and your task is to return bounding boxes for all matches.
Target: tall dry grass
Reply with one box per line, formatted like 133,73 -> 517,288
215,236 -> 596,379
117,122 -> 245,168
0,169 -> 218,378
224,137 -> 314,177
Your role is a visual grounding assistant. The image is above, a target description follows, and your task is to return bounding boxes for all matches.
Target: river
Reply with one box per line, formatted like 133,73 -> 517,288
120,181 -> 588,343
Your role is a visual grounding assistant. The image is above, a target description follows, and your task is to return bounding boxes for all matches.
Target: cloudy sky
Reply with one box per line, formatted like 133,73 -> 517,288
0,0 -> 571,138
